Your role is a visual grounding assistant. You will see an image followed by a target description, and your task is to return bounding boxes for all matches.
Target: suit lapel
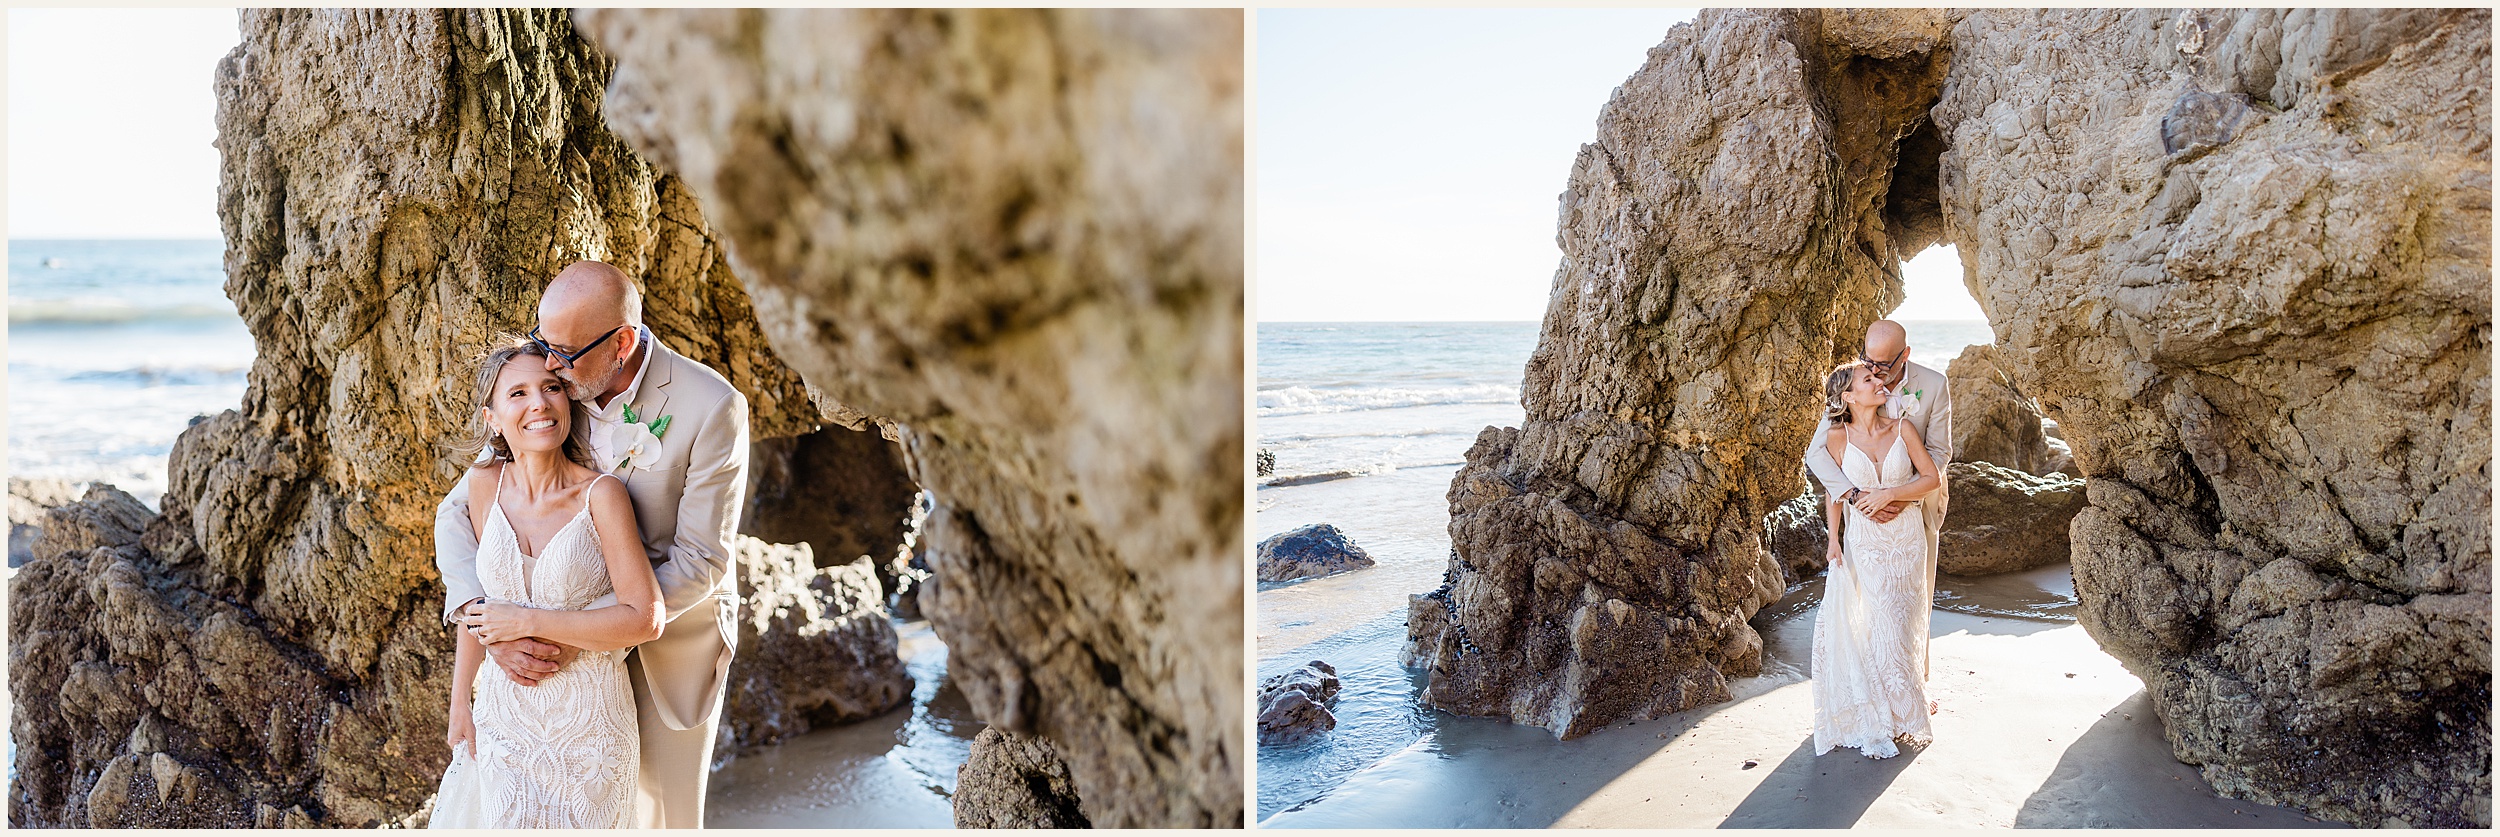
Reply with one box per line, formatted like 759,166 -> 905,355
624,340 -> 679,485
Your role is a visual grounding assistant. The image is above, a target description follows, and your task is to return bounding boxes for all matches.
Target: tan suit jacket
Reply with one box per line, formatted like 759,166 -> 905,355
434,338 -> 748,736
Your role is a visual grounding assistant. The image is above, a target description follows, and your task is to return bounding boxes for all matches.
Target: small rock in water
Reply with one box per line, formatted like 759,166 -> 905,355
1256,523 -> 1377,582
1257,660 -> 1343,745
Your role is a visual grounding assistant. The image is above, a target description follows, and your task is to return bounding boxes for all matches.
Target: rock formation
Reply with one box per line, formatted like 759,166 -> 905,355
1947,343 -> 2056,475
576,9 -> 1245,827
8,10 -> 911,827
1931,9 -> 2490,827
1759,491 -> 1831,583
742,424 -> 923,594
1425,6 -> 2488,827
716,538 -> 914,763
1416,8 -> 1950,739
1934,462 -> 2085,576
953,728 -> 1091,828
1257,523 -> 1378,583
1255,660 -> 1343,746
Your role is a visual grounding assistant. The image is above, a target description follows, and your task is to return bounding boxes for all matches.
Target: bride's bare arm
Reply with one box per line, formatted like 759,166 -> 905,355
463,478 -> 664,652
448,623 -> 483,756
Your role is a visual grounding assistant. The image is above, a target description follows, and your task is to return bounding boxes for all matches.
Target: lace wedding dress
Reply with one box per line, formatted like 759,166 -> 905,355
1811,434 -> 1935,758
432,472 -> 640,828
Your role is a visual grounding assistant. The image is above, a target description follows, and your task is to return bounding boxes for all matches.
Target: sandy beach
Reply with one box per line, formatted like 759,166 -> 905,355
1265,603 -> 2337,828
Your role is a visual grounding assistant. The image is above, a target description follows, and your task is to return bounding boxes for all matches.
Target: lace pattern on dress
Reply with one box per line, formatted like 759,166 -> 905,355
1810,434 -> 1936,759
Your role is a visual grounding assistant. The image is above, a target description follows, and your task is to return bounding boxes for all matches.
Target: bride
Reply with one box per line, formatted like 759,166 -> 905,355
1811,360 -> 1941,759
431,337 -> 664,828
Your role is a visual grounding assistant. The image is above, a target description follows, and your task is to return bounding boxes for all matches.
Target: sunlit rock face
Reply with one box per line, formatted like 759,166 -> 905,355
1424,6 -> 2488,827
1932,8 -> 2489,828
8,9 -> 901,827
576,9 -> 1245,827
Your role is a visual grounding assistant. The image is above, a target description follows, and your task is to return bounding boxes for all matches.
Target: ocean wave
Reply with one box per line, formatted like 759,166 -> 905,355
63,365 -> 249,387
1257,383 -> 1518,417
10,298 -> 239,325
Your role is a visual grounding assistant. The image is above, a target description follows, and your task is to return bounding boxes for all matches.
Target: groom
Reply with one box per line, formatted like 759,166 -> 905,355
436,260 -> 750,828
1804,319 -> 1953,663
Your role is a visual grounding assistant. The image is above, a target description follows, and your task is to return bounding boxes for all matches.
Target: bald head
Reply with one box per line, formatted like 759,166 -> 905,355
540,260 -> 641,329
1864,319 -> 1907,359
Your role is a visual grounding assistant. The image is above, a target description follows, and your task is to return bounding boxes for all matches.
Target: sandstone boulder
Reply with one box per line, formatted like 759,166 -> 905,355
716,537 -> 913,763
578,9 -> 1245,825
1419,9 -> 1952,738
953,728 -> 1090,828
742,424 -> 922,586
23,483 -> 150,568
1935,462 -> 2086,576
1947,343 -> 2055,475
1931,9 -> 2490,825
1255,660 -> 1342,746
1257,524 -> 1377,583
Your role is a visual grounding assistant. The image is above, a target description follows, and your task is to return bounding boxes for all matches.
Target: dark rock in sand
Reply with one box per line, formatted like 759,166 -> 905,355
9,478 -> 83,567
1256,660 -> 1342,746
1761,490 -> 1832,584
742,423 -> 923,590
1257,449 -> 1275,478
1935,462 -> 2085,576
1258,524 -> 1377,583
717,537 -> 914,763
954,728 -> 1091,828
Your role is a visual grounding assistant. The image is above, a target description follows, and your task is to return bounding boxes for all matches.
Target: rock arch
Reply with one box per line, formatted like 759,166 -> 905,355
1411,8 -> 2487,827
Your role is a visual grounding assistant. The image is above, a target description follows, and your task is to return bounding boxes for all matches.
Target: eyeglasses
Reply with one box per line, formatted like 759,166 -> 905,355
1857,346 -> 1906,371
528,324 -> 627,369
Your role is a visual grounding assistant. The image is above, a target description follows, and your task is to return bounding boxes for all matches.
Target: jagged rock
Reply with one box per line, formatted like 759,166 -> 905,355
1935,462 -> 2086,576
23,484 -> 150,569
742,424 -> 923,586
1256,449 -> 1275,478
1420,9 -> 1949,739
1947,343 -> 2056,475
1932,9 -> 2490,826
1437,6 -> 2486,826
9,10 -> 872,828
1257,524 -> 1377,583
9,478 -> 83,567
1255,661 -> 1341,746
1761,490 -> 1831,584
716,537 -> 914,763
2042,436 -> 2080,477
578,9 -> 1245,826
953,728 -> 1090,829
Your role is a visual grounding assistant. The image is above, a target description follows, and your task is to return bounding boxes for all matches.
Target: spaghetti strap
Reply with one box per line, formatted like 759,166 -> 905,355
580,472 -> 619,515
489,463 -> 509,518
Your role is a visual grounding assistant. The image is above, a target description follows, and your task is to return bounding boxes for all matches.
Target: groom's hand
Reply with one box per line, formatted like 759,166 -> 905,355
1868,500 -> 1911,524
485,637 -> 577,686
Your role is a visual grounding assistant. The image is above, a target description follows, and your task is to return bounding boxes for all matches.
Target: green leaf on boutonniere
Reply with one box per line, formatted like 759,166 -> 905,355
622,403 -> 639,424
649,415 -> 671,438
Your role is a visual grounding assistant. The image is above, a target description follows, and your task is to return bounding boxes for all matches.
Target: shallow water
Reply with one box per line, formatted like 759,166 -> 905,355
706,619 -> 978,828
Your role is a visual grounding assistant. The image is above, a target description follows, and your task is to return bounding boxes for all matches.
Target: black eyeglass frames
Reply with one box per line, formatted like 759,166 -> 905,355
528,324 -> 627,369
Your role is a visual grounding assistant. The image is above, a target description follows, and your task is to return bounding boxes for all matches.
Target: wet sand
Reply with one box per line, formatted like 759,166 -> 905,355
1262,601 -> 2339,828
705,621 -> 978,828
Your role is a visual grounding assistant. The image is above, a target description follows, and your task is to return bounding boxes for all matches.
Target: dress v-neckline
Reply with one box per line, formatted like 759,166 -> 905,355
489,492 -> 594,604
1845,433 -> 1905,471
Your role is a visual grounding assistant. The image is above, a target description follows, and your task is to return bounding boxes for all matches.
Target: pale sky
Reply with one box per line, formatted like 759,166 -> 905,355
9,8 -> 240,240
1257,8 -> 1985,323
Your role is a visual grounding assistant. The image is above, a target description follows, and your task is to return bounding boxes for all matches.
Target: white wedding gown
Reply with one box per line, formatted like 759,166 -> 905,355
432,472 -> 640,828
1811,434 -> 1935,758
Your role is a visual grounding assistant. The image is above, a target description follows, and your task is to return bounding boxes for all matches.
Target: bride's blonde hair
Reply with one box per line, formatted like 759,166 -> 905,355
449,334 -> 598,470
1824,360 -> 1873,425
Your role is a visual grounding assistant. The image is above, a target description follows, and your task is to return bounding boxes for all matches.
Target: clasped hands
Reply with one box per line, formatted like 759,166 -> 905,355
1844,487 -> 1913,523
455,599 -> 580,686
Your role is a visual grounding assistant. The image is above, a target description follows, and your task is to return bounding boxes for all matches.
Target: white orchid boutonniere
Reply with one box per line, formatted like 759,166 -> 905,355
1885,387 -> 1927,420
607,403 -> 673,473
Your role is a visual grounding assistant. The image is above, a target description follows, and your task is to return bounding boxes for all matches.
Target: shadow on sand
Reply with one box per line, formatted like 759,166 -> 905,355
1719,736 -> 1923,828
2010,689 -> 2334,828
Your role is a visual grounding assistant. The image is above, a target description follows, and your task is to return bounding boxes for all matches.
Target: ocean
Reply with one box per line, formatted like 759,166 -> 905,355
1253,318 -> 2016,823
8,239 -> 251,507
